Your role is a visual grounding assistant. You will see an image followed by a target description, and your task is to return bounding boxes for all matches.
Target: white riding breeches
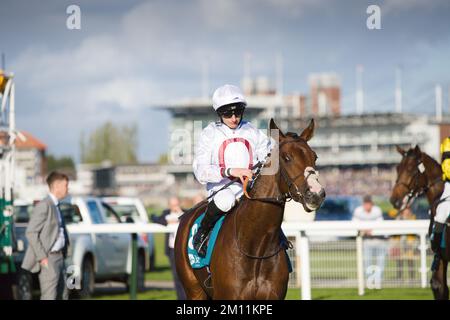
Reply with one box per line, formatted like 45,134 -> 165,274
435,182 -> 450,224
209,182 -> 243,212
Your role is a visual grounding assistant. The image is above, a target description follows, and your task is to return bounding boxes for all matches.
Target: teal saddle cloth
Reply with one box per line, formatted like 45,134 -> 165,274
442,225 -> 447,249
187,212 -> 225,269
187,211 -> 293,272
431,224 -> 447,249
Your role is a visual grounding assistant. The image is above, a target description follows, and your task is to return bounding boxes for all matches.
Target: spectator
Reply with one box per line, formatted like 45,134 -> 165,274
352,195 -> 387,289
151,197 -> 186,300
191,193 -> 206,207
21,171 -> 70,300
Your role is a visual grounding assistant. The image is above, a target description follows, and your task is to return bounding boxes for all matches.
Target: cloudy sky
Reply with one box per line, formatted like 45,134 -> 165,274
1,0 -> 449,163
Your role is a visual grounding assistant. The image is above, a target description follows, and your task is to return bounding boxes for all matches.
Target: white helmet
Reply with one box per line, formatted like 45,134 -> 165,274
212,84 -> 247,111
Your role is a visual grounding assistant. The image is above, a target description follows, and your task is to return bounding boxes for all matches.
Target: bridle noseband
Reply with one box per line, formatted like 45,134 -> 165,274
236,137 -> 320,260
243,138 -> 319,209
394,154 -> 442,210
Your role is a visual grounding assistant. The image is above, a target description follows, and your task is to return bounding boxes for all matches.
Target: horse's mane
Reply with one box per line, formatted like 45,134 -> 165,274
421,151 -> 441,169
405,148 -> 440,169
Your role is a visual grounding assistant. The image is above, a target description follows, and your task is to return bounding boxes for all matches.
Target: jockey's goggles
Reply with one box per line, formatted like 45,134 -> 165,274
217,105 -> 245,118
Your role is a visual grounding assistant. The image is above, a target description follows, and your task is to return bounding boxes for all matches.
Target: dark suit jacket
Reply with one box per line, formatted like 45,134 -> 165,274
21,196 -> 69,273
151,208 -> 185,256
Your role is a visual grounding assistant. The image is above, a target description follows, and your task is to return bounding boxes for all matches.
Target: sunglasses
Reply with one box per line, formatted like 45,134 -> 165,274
219,108 -> 244,119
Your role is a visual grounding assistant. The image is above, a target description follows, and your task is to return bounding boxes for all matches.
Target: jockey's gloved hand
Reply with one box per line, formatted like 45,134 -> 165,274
230,168 -> 253,184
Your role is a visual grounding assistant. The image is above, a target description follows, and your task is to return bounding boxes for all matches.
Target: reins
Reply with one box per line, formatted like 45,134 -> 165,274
394,153 -> 444,214
242,138 -> 318,208
236,138 -> 317,259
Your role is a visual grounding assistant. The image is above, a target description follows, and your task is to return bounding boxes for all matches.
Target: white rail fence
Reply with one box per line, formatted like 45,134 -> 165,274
282,220 -> 434,299
67,220 -> 437,300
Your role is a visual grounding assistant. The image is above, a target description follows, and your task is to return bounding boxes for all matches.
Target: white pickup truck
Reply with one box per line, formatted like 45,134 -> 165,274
11,196 -> 147,299
101,196 -> 155,271
62,196 -> 147,298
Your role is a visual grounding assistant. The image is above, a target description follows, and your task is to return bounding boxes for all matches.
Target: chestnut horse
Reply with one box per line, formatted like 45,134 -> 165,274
175,119 -> 325,299
389,145 -> 447,300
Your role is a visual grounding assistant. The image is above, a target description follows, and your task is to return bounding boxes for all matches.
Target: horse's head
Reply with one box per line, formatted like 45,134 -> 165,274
270,119 -> 325,212
390,145 -> 427,210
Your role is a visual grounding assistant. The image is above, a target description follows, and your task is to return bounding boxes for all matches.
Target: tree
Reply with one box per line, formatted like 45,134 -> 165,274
80,122 -> 138,164
157,153 -> 168,165
46,154 -> 75,176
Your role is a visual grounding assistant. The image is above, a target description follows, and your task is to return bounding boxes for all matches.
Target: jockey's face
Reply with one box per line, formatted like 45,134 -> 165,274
218,105 -> 244,129
221,114 -> 241,129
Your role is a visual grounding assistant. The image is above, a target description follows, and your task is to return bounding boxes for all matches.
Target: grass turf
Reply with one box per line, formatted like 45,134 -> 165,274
144,233 -> 173,281
90,234 -> 434,300
92,288 -> 433,300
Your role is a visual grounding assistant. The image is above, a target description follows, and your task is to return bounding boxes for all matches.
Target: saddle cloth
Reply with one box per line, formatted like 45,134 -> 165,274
187,212 -> 226,269
442,225 -> 447,249
187,211 -> 294,272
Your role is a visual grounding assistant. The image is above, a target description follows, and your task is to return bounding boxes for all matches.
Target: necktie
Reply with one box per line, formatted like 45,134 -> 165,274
57,203 -> 70,248
56,203 -> 66,228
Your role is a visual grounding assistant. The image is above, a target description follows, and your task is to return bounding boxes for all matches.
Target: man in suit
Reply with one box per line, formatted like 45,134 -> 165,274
151,196 -> 186,300
21,171 -> 70,300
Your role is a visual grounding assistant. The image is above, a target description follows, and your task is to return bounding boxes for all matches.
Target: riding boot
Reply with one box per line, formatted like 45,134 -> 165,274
431,222 -> 445,253
193,200 -> 227,258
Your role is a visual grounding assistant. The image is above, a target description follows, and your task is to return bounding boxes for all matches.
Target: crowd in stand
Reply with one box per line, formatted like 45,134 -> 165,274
318,167 -> 395,197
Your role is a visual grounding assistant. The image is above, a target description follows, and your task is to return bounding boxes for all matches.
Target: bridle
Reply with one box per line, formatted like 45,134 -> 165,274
236,137 -> 318,260
243,137 -> 319,210
394,154 -> 442,211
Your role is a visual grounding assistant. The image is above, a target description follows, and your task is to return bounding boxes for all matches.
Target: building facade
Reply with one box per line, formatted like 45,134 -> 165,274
91,163 -> 175,207
15,131 -> 47,184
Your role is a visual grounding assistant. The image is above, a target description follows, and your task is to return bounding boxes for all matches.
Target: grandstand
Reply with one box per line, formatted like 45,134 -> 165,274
159,105 -> 450,198
281,112 -> 450,197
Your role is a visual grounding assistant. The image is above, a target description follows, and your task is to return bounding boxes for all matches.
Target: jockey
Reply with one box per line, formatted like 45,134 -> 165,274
192,84 -> 272,257
431,137 -> 450,253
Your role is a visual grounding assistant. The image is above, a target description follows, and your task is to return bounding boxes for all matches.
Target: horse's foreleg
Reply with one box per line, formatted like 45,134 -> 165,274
174,206 -> 210,301
430,259 -> 447,300
175,247 -> 209,300
184,284 -> 209,300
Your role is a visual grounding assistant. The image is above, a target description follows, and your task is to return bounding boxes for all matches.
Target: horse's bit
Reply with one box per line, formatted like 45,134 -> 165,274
243,137 -> 319,209
394,155 -> 442,211
236,137 -> 318,260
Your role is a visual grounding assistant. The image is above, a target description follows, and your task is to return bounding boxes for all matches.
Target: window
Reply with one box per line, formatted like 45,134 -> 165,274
59,203 -> 83,224
13,205 -> 33,223
102,203 -> 121,223
108,204 -> 141,222
87,201 -> 104,224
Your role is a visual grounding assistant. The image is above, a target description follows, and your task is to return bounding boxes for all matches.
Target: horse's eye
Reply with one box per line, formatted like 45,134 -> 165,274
284,154 -> 291,162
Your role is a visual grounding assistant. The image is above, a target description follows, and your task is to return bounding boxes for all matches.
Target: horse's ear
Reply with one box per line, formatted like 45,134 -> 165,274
269,118 -> 285,137
396,145 -> 406,156
414,145 -> 421,154
300,119 -> 315,142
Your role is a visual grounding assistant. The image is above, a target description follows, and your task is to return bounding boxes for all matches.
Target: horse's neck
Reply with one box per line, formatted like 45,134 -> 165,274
423,153 -> 444,204
237,170 -> 285,240
250,168 -> 282,200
